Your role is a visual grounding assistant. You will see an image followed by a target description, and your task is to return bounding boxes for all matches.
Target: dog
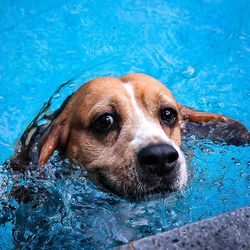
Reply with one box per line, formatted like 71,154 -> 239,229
10,73 -> 249,199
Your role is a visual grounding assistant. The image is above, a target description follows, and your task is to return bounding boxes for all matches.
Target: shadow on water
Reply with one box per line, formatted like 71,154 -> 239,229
0,78 -> 249,249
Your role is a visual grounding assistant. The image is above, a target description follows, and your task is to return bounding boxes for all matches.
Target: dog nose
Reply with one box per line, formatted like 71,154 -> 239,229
137,144 -> 179,176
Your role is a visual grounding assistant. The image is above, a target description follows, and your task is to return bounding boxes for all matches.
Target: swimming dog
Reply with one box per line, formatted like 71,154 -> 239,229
11,73 -> 249,199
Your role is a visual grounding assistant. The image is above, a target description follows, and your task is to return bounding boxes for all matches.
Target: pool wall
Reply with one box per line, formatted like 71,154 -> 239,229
117,206 -> 250,250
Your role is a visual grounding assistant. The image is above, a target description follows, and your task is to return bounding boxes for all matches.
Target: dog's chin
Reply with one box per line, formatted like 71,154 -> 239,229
131,175 -> 184,200
132,185 -> 178,200
92,172 -> 186,201
129,161 -> 187,199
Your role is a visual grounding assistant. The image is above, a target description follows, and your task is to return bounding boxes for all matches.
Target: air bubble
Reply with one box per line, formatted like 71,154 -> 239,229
181,66 -> 197,79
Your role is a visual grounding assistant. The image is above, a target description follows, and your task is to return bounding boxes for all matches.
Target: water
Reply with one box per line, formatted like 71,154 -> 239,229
0,0 -> 250,249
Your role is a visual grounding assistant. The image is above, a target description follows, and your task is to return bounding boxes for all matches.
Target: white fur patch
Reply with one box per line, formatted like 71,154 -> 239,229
124,83 -> 187,187
124,83 -> 169,146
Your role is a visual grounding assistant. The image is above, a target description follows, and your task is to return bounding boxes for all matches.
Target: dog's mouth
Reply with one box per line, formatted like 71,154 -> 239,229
133,170 -> 182,199
87,165 -> 183,200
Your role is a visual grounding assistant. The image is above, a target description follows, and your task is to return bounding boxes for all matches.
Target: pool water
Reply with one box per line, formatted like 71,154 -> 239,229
0,0 -> 250,249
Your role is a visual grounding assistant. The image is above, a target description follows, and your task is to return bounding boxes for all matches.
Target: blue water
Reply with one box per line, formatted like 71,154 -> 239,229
0,0 -> 250,249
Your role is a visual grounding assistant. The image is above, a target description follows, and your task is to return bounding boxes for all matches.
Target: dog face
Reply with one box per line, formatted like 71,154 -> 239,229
38,73 -> 247,199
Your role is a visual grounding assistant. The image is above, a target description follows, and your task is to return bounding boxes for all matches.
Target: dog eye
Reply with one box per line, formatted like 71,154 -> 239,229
161,107 -> 177,126
92,113 -> 116,133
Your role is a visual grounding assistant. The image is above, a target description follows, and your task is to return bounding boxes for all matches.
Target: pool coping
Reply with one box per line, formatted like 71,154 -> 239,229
115,206 -> 250,250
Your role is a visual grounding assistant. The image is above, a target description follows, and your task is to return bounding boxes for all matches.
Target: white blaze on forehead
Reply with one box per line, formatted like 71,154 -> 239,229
124,83 -> 171,147
124,83 -> 187,187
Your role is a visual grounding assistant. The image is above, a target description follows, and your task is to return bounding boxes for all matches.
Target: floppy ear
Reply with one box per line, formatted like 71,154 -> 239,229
178,104 -> 233,123
38,112 -> 71,166
178,104 -> 249,146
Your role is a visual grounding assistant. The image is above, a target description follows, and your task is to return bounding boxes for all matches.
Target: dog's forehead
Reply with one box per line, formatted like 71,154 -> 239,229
120,74 -> 177,107
120,73 -> 174,99
75,74 -> 176,105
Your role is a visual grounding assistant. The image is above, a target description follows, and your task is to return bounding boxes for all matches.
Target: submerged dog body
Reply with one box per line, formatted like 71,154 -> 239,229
12,73 -> 249,199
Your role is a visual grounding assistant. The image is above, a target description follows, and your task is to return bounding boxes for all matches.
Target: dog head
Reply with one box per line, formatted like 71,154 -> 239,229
37,73 -> 248,199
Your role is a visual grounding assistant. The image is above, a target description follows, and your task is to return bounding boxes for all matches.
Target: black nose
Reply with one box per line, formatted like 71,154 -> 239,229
137,144 -> 179,176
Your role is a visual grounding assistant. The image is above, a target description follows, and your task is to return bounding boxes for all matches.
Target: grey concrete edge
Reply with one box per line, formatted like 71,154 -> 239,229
114,206 -> 250,250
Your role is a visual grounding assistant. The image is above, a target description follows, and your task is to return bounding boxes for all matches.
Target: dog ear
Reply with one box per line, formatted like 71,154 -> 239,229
178,104 -> 249,146
178,104 -> 230,123
38,111 -> 71,166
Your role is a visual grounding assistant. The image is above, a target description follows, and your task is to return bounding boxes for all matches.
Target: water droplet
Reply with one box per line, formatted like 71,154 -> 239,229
234,161 -> 241,166
181,66 -> 197,79
201,147 -> 214,154
24,229 -> 33,240
37,119 -> 49,126
240,170 -> 245,177
53,92 -> 61,99
69,83 -> 76,88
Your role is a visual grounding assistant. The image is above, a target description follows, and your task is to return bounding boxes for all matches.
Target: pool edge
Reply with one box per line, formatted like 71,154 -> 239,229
114,206 -> 250,250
